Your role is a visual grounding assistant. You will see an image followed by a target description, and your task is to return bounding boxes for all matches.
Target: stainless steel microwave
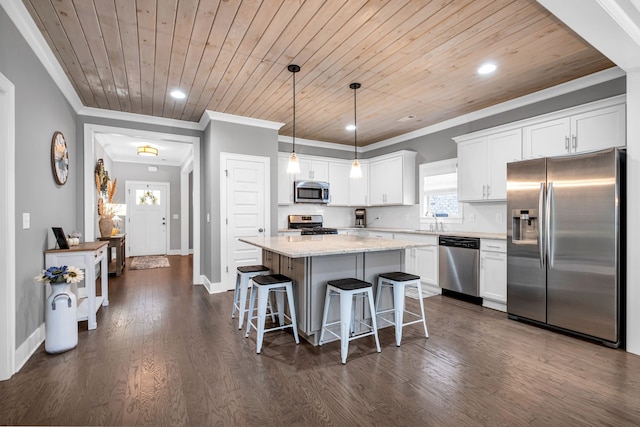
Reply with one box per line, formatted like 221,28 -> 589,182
294,181 -> 330,204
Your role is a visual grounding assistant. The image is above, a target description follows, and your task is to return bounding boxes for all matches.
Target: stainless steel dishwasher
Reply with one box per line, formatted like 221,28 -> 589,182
438,236 -> 480,297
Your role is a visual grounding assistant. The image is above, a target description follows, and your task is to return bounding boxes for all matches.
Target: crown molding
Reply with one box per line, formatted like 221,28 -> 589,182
78,106 -> 203,130
278,135 -> 360,153
203,110 -> 285,130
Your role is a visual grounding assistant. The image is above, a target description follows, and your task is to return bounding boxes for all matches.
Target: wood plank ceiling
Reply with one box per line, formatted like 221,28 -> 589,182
23,0 -> 614,146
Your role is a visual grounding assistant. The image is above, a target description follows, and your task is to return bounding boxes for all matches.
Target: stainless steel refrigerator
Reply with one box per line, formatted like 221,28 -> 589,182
506,147 -> 625,347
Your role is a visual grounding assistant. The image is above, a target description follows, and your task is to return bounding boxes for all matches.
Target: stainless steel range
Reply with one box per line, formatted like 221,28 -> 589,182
288,214 -> 338,235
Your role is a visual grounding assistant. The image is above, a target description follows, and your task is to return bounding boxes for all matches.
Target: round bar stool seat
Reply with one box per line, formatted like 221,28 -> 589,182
375,272 -> 429,346
245,274 -> 300,354
319,278 -> 381,364
232,265 -> 272,330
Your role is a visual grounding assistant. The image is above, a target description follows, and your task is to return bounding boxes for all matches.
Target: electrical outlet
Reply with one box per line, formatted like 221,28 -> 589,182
496,213 -> 503,223
468,213 -> 476,222
22,213 -> 30,229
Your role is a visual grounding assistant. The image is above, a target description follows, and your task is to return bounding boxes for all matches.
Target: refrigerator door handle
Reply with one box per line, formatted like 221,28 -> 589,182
546,182 -> 555,268
538,182 -> 545,268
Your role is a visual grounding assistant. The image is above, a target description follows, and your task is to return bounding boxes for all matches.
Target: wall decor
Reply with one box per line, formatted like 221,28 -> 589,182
51,131 -> 69,185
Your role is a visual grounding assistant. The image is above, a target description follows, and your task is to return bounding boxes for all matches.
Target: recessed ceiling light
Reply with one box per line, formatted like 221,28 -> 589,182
478,63 -> 497,75
171,90 -> 186,99
346,124 -> 356,131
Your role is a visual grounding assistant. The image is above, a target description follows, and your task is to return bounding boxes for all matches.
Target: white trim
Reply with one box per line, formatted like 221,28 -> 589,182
14,323 -> 45,374
0,0 -> 84,112
200,275 -> 227,294
125,181 -> 171,256
220,153 -> 271,291
180,159 -> 192,256
203,110 -> 285,130
278,135 -> 360,153
79,107 -> 203,131
0,71 -> 16,381
84,123 -> 201,285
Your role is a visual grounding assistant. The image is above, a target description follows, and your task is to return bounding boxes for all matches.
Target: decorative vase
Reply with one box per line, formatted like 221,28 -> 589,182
99,217 -> 114,238
45,281 -> 78,354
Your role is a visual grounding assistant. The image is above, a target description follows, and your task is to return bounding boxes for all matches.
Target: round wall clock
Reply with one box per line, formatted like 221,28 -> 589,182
51,131 -> 69,185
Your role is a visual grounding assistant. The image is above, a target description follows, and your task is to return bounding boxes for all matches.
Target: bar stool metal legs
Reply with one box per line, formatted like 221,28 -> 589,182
375,272 -> 429,346
232,265 -> 271,330
319,278 -> 381,364
245,274 -> 300,354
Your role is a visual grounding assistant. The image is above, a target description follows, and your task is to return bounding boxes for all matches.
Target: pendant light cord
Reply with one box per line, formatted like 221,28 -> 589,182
350,82 -> 361,160
292,69 -> 296,153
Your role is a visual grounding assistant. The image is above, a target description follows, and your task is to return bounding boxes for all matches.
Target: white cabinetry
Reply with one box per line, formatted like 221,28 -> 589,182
456,128 -> 522,202
480,239 -> 507,312
297,158 -> 328,182
328,161 -> 350,206
349,163 -> 369,207
368,151 -> 416,206
395,233 -> 440,293
523,99 -> 625,159
278,154 -> 294,205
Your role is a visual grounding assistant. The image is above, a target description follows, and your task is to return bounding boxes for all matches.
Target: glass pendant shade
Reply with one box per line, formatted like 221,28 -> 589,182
287,152 -> 301,174
350,159 -> 362,178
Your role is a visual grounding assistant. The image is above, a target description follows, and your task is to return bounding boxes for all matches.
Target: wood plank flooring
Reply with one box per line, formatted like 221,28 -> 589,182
2,255 -> 640,426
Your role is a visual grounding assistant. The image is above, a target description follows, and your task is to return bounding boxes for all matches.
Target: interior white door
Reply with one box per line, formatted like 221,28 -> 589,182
222,155 -> 269,290
127,182 -> 169,256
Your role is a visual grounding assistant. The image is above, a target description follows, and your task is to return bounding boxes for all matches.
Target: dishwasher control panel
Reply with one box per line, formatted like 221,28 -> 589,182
438,235 -> 480,250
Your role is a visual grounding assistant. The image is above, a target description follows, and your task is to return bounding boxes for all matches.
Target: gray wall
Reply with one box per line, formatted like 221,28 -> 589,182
1,7 -> 78,347
202,120 -> 279,283
110,162 -> 182,250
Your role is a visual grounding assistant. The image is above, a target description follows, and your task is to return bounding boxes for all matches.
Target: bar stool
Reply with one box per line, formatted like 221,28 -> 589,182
245,274 -> 299,354
232,265 -> 272,330
319,278 -> 381,364
375,272 -> 429,346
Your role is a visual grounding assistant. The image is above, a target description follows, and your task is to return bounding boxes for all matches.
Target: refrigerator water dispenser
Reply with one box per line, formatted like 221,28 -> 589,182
511,209 -> 538,244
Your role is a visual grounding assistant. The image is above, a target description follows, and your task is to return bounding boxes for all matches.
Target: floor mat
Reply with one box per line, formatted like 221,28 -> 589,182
129,256 -> 170,270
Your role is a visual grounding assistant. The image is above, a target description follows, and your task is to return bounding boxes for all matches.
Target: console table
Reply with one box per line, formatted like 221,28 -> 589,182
99,234 -> 126,276
44,241 -> 109,330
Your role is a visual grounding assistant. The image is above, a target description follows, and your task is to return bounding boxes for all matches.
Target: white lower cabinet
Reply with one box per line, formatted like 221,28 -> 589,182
480,239 -> 507,312
395,234 -> 439,292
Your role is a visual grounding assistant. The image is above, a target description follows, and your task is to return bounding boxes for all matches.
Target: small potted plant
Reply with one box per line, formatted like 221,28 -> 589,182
35,266 -> 84,353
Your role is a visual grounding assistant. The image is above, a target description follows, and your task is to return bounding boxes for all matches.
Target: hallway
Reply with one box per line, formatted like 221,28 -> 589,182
1,255 -> 640,426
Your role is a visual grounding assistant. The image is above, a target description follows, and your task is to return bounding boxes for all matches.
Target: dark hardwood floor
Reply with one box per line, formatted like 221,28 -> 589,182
2,254 -> 640,426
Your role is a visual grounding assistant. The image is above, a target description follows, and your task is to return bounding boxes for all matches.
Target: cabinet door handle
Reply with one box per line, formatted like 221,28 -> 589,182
482,185 -> 486,199
486,185 -> 490,198
571,135 -> 577,151
565,136 -> 569,152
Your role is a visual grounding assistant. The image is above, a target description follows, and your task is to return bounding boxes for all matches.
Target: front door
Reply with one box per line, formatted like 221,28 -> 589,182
221,154 -> 270,290
126,182 -> 169,256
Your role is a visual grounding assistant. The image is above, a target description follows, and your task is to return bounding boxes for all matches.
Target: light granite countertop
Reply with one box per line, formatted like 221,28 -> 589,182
240,234 -> 428,258
277,227 -> 506,240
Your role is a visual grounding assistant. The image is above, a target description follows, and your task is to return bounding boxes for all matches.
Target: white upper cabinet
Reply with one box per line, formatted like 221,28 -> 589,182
328,161 -> 350,206
297,158 -> 329,182
278,154 -> 294,205
349,162 -> 369,207
368,151 -> 416,206
457,129 -> 522,202
522,97 -> 626,159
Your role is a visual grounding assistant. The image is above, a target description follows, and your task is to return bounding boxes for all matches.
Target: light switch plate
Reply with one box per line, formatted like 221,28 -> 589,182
22,213 -> 30,229
173,214 -> 179,219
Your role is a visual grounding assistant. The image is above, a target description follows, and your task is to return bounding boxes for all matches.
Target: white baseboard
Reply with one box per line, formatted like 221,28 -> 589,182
482,299 -> 507,313
200,275 -> 229,294
168,249 -> 194,256
422,283 -> 442,295
15,323 -> 45,373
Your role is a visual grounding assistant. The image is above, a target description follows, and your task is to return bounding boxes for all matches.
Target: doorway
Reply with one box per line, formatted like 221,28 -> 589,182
220,153 -> 270,290
84,124 -> 201,284
126,181 -> 170,256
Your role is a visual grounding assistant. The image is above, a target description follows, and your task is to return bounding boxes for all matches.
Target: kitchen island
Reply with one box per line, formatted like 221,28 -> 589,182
239,234 -> 427,345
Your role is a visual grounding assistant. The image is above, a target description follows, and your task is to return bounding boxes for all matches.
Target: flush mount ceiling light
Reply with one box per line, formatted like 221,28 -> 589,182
286,64 -> 301,174
477,62 -> 497,75
137,145 -> 158,157
170,89 -> 186,99
349,82 -> 362,179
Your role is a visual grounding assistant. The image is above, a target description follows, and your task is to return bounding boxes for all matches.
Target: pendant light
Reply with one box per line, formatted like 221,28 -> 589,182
286,64 -> 301,174
349,82 -> 363,178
